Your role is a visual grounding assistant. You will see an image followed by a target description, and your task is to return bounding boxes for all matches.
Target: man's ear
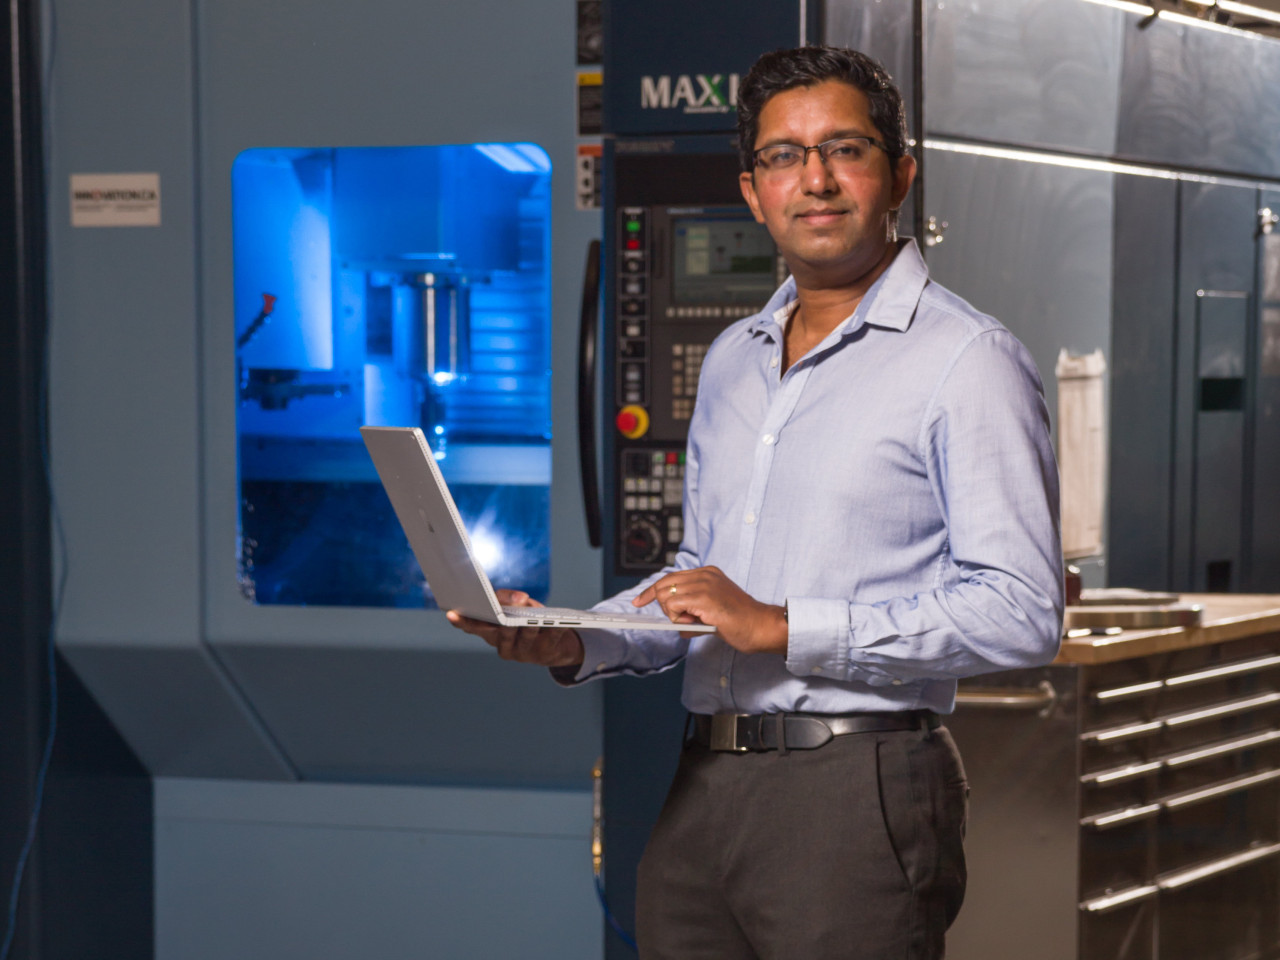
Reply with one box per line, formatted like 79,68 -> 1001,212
891,154 -> 918,210
739,171 -> 766,224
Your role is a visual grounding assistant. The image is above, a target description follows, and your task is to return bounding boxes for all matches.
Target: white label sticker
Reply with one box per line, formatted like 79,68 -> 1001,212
70,173 -> 161,227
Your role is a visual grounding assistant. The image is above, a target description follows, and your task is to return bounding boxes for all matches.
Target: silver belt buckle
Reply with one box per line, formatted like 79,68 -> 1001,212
709,713 -> 751,752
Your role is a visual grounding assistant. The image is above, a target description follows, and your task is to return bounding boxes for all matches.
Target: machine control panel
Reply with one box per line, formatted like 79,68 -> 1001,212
614,204 -> 781,436
617,207 -> 650,408
620,448 -> 686,570
611,203 -> 781,575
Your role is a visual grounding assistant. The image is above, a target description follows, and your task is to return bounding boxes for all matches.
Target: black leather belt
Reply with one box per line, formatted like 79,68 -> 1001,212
689,710 -> 940,753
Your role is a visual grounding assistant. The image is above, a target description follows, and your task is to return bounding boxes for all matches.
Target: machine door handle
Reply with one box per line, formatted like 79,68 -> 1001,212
954,679 -> 1057,716
578,240 -> 603,548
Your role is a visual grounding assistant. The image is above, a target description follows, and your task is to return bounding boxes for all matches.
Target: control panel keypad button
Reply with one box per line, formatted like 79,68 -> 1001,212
670,342 -> 708,419
617,210 -> 649,407
620,446 -> 687,570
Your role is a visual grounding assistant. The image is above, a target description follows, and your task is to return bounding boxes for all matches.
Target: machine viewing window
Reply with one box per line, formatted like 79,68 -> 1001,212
232,144 -> 552,608
671,216 -> 777,306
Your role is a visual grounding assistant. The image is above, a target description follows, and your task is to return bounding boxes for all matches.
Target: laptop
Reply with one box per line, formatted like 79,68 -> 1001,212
360,426 -> 715,632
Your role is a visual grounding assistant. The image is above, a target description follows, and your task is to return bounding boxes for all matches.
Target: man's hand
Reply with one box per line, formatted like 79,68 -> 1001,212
446,589 -> 585,669
633,566 -> 788,655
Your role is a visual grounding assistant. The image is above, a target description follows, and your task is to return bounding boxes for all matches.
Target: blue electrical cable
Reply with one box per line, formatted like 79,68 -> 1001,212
593,874 -> 639,953
1,304 -> 67,960
0,354 -> 64,960
0,624 -> 58,960
0,285 -> 66,960
591,758 -> 638,953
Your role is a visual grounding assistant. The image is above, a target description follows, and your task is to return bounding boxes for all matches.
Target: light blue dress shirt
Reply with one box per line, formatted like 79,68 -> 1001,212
574,239 -> 1064,715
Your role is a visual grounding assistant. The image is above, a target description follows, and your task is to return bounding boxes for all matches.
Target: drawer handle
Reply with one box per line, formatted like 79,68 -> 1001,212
1165,728 -> 1280,767
1078,842 -> 1280,912
1158,842 -> 1280,890
1082,729 -> 1280,785
1083,767 -> 1280,828
1081,803 -> 1162,829
1080,884 -> 1159,913
955,680 -> 1057,716
1163,767 -> 1280,809
1095,680 -> 1164,702
1094,653 -> 1280,701
1083,691 -> 1280,742
1163,690 -> 1280,726
1083,720 -> 1163,743
1166,653 -> 1280,688
1082,760 -> 1163,785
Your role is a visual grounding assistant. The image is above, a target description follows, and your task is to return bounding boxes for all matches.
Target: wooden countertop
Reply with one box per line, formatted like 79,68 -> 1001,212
1056,594 -> 1280,665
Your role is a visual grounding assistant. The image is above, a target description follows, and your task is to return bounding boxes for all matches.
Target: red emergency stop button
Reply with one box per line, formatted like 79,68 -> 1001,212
615,404 -> 650,439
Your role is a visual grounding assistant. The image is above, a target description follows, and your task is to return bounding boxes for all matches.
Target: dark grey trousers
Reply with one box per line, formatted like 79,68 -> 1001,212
635,724 -> 969,960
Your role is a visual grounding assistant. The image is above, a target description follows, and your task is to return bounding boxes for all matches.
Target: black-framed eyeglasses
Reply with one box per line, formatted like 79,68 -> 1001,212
752,136 -> 888,174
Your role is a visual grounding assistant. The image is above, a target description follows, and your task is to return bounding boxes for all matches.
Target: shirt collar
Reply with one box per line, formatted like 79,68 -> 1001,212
746,238 -> 929,341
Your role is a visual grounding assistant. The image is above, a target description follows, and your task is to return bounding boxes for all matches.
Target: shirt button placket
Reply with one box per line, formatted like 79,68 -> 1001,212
735,385 -> 787,581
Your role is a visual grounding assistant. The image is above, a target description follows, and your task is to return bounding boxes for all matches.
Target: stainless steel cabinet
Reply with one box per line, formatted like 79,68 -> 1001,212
947,635 -> 1280,960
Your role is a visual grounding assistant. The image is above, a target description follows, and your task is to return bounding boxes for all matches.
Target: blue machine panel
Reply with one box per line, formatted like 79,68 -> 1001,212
232,144 -> 553,608
602,0 -> 807,135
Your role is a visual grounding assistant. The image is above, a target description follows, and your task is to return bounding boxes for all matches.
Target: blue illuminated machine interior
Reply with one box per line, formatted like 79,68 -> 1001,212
232,144 -> 552,607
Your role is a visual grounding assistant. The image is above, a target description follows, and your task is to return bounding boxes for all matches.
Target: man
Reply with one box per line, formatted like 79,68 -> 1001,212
448,45 -> 1063,960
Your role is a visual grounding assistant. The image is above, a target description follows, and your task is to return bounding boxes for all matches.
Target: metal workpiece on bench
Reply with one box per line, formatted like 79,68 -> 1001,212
1064,604 -> 1203,632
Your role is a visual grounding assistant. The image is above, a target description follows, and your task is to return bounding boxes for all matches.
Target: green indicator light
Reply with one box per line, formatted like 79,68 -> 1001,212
626,220 -> 641,232
678,452 -> 686,465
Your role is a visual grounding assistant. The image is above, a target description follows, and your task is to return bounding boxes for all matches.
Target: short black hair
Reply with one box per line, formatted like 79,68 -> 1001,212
736,45 -> 909,172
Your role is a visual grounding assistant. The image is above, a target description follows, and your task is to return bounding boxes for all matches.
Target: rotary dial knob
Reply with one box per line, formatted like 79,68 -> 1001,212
624,516 -> 664,565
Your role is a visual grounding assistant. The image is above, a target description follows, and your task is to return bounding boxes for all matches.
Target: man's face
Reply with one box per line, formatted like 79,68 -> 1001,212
739,79 -> 916,286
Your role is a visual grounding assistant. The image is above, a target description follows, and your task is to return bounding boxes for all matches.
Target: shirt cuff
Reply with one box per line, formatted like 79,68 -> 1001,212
843,602 -> 917,687
783,597 -> 850,680
549,628 -> 631,687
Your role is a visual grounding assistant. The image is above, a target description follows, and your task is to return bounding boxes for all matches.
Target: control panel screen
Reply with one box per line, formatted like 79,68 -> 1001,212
671,217 -> 777,306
